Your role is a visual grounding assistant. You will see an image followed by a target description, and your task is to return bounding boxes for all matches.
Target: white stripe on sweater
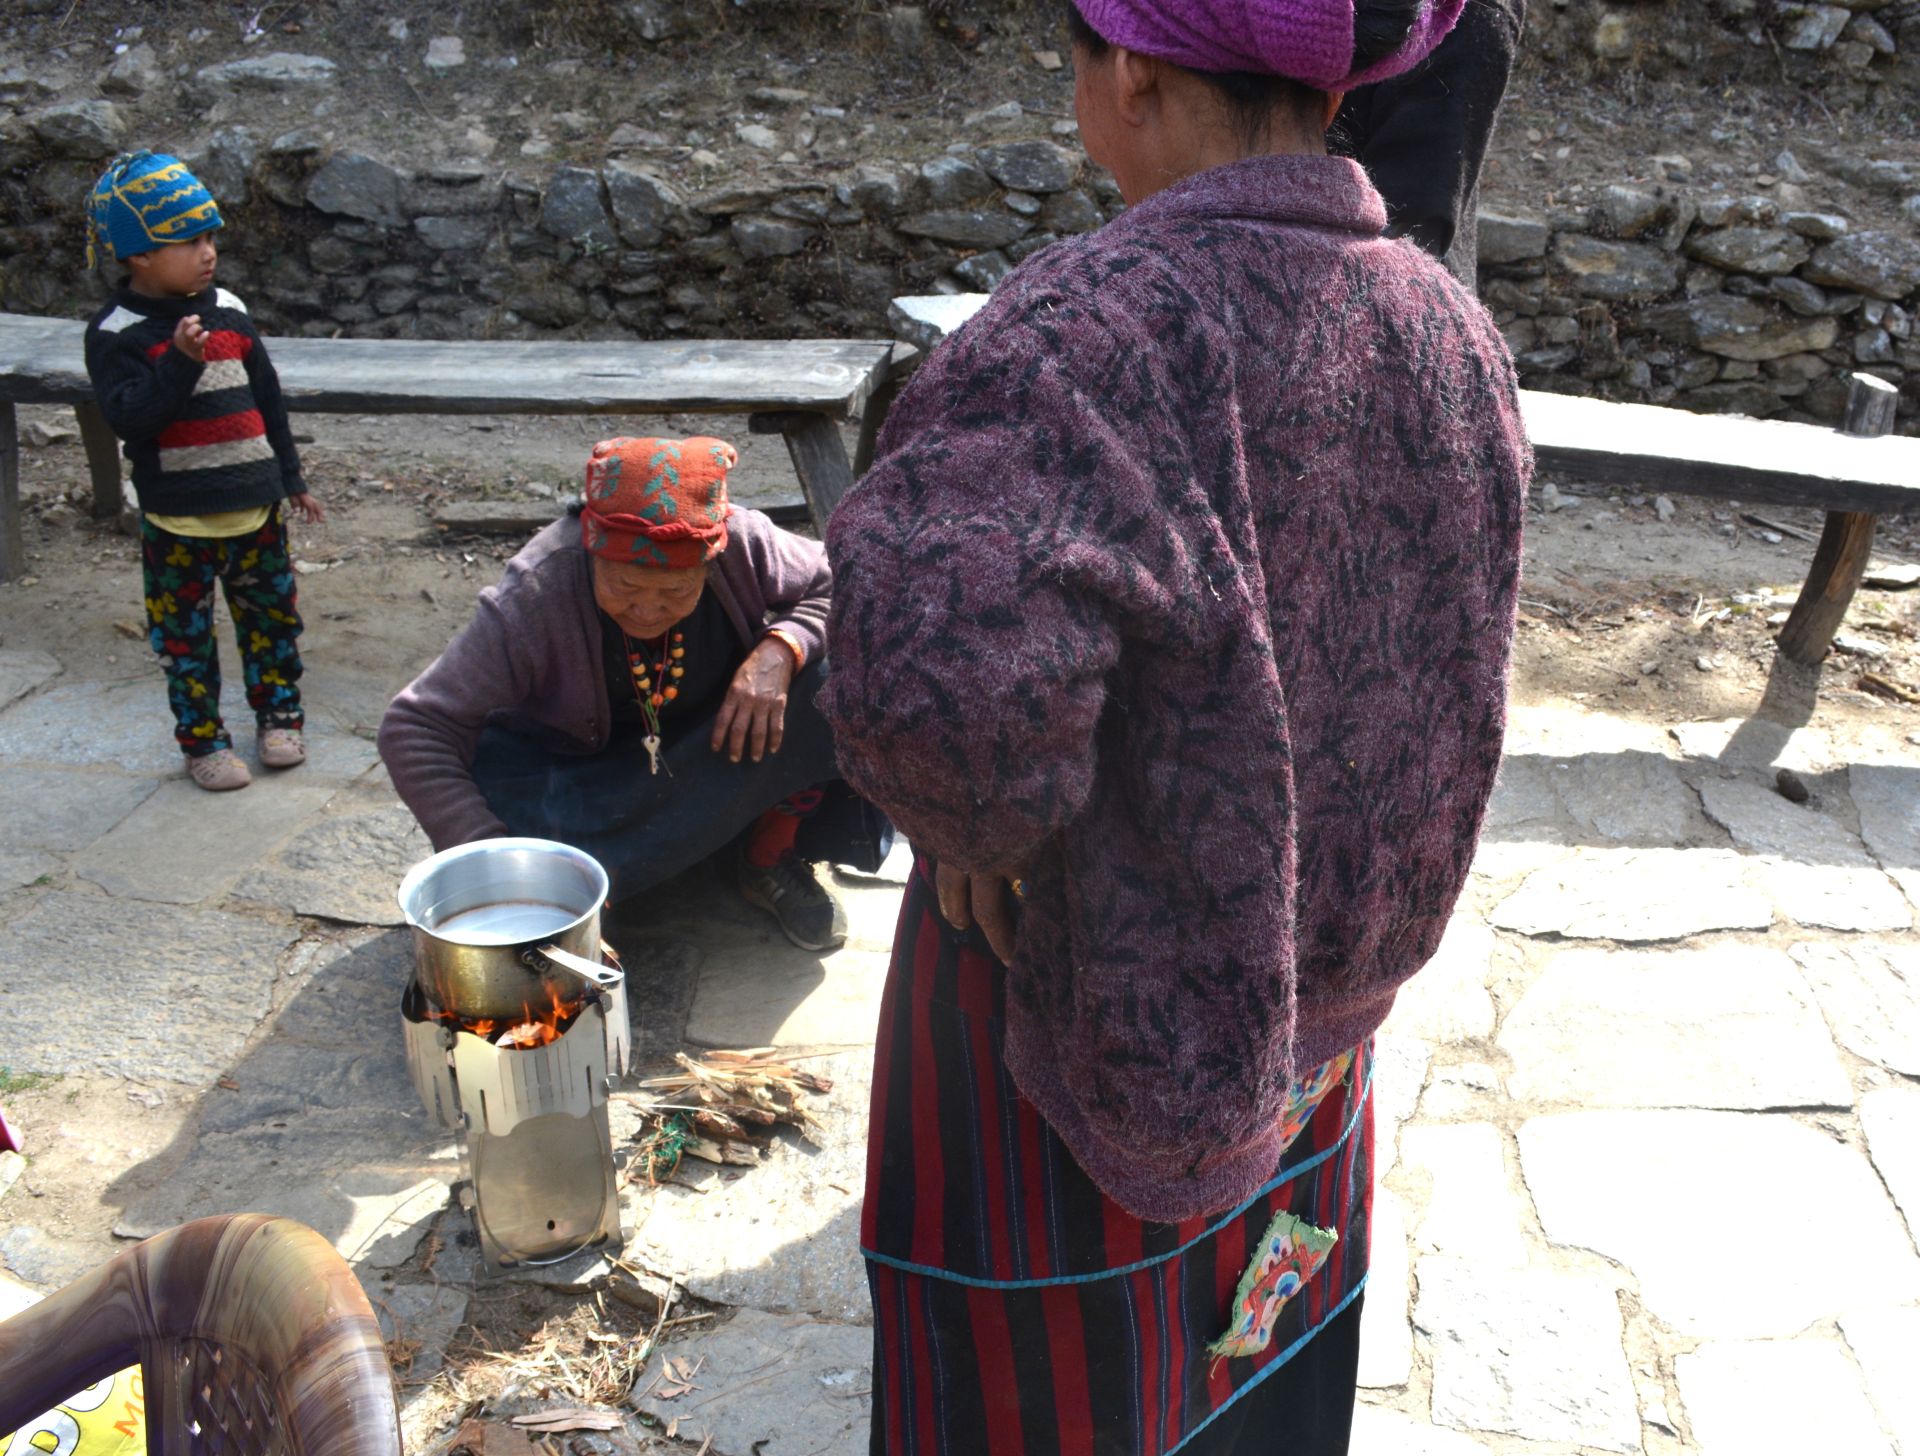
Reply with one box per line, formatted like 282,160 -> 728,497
158,435 -> 276,473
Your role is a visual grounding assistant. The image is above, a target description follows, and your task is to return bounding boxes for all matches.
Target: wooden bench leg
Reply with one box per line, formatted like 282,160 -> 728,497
74,401 -> 123,520
1777,512 -> 1877,667
0,401 -> 21,583
1776,374 -> 1900,669
750,411 -> 854,538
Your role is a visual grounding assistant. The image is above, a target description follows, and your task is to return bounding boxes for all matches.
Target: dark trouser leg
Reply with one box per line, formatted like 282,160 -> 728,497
141,517 -> 229,755
473,660 -> 843,902
221,505 -> 305,729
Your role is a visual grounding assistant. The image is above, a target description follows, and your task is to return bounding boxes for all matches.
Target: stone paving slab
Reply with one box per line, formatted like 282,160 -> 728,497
1348,1402 -> 1491,1455
1699,776 -> 1911,931
73,777 -> 338,905
1858,1087 -> 1920,1243
0,849 -> 58,896
1415,1257 -> 1640,1451
1677,1339 -> 1894,1455
1378,918 -> 1495,1044
1489,706 -> 1702,846
374,1281 -> 472,1381
1491,846 -> 1774,941
1851,761 -> 1920,915
0,1223 -> 111,1292
235,804 -> 432,924
0,764 -> 157,854
636,1308 -> 871,1456
1398,1123 -> 1529,1267
1371,1035 -> 1430,1178
115,930 -> 458,1267
1519,1109 -> 1920,1337
0,676 -> 379,782
0,650 -> 62,712
1669,717 -> 1837,774
624,1052 -> 870,1324
1838,1307 -> 1920,1456
1498,944 -> 1852,1109
0,890 -> 299,1082
1356,1185 -> 1412,1390
1789,940 -> 1920,1074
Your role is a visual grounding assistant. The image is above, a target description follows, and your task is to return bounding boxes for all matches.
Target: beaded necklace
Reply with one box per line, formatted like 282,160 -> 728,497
621,628 -> 687,775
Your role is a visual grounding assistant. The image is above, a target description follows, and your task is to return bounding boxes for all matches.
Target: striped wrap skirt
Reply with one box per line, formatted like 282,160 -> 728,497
862,859 -> 1375,1456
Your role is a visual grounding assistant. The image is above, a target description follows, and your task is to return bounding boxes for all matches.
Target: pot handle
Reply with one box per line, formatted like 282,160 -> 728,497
525,943 -> 626,990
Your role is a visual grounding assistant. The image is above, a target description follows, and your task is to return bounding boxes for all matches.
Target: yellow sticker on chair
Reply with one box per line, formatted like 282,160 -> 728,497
0,1366 -> 145,1456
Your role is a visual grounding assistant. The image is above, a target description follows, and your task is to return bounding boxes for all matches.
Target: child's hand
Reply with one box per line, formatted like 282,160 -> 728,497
286,492 -> 328,524
172,315 -> 208,362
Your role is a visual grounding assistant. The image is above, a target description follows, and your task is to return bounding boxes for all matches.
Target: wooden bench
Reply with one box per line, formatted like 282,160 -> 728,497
891,293 -> 1920,668
0,310 -> 907,582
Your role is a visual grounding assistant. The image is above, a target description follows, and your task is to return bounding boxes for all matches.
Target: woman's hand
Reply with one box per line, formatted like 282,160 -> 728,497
713,637 -> 795,763
934,859 -> 1026,965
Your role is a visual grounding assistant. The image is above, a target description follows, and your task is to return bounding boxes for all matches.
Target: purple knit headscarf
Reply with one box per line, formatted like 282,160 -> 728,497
1074,0 -> 1466,90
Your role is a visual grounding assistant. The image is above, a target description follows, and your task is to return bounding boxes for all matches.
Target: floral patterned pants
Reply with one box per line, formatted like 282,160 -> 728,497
140,508 -> 304,757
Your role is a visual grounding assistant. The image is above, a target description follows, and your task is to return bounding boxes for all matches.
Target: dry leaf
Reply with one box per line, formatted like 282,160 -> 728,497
510,1408 -> 624,1433
656,1383 -> 692,1400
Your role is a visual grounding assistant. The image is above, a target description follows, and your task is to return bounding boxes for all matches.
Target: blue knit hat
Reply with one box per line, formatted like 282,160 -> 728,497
85,151 -> 223,268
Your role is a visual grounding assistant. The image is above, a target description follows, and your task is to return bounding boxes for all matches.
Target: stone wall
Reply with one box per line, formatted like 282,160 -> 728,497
2,87 -> 1915,434
1480,163 -> 1920,429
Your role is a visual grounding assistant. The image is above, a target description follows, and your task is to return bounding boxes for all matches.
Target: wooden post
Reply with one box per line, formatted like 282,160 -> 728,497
74,400 -> 124,519
1776,374 -> 1900,668
749,410 -> 855,538
0,401 -> 21,583
853,342 -> 920,479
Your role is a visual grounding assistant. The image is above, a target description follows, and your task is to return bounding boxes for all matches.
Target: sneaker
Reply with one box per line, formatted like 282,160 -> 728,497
737,849 -> 849,952
259,727 -> 307,769
187,749 -> 251,792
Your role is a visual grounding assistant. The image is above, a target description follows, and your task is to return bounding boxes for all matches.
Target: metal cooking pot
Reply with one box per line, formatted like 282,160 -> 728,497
397,837 -> 621,1021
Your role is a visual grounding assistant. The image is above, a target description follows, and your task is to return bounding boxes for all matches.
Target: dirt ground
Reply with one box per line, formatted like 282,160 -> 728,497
4,401 -> 1920,750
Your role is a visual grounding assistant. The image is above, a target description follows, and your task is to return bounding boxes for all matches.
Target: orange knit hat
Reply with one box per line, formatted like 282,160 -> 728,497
580,435 -> 736,568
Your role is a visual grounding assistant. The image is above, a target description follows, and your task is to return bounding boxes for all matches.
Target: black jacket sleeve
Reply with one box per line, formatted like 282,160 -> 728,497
1331,0 -> 1526,283
83,327 -> 204,445
240,322 -> 306,494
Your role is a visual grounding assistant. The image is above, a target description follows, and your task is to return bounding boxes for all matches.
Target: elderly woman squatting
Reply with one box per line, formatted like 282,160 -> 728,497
381,436 -> 888,950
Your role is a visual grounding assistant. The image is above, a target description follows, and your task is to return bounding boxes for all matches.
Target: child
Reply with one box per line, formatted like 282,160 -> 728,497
82,151 -> 325,792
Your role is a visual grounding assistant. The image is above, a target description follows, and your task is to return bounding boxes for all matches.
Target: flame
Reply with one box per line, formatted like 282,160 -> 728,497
427,979 -> 583,1050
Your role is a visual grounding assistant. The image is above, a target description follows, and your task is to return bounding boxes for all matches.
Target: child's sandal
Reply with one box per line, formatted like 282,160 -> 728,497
259,727 -> 306,769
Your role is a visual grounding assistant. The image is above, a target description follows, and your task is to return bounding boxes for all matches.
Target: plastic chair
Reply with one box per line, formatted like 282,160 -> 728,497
0,1213 -> 402,1455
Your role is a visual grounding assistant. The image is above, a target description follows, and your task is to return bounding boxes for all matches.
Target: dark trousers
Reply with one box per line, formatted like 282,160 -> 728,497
472,659 -> 889,901
140,507 -> 304,756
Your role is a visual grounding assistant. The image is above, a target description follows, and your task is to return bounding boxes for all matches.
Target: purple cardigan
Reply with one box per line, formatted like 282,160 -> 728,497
381,508 -> 831,849
824,155 -> 1530,1222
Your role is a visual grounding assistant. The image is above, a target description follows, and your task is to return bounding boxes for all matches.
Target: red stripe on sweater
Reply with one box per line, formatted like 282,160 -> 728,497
143,330 -> 252,363
157,408 -> 266,450
908,906 -> 947,1269
1040,1286 -> 1094,1456
202,329 -> 252,362
966,1287 -> 1028,1456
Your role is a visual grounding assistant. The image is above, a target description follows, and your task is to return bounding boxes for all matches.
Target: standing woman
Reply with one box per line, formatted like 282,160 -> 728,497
824,1 -> 1530,1452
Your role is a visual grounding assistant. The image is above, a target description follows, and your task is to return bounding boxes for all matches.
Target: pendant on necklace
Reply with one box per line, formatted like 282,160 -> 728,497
644,732 -> 662,776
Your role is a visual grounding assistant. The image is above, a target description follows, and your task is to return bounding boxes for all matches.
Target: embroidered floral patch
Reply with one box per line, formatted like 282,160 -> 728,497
1205,1209 -> 1340,1368
1273,1048 -> 1355,1151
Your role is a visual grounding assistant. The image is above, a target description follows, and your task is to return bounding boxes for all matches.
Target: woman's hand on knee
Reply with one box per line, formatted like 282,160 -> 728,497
713,638 -> 795,762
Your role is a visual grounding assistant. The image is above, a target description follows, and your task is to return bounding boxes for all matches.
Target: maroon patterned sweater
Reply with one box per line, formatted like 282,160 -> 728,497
824,155 -> 1530,1221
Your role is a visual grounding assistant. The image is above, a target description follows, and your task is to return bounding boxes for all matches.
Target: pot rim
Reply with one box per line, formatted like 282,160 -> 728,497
396,836 -> 610,949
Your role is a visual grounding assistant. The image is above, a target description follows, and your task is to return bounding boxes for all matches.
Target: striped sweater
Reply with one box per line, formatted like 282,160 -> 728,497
83,285 -> 305,517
